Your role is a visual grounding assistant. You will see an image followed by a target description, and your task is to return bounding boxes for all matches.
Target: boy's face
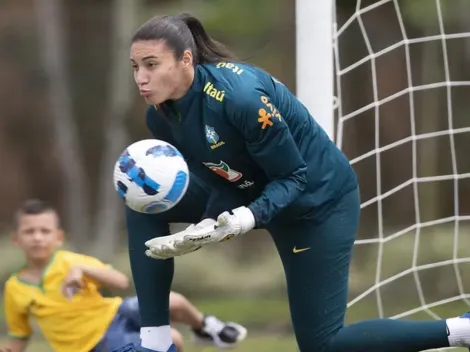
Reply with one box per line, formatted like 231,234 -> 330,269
14,212 -> 63,262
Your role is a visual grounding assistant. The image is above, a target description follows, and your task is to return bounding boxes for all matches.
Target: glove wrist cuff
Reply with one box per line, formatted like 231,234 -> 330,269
232,206 -> 256,233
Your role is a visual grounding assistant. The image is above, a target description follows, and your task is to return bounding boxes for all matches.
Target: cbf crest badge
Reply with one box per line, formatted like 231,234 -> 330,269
205,125 -> 225,150
205,125 -> 219,144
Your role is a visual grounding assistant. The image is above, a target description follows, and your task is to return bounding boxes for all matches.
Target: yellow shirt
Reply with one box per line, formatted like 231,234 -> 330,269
4,250 -> 122,352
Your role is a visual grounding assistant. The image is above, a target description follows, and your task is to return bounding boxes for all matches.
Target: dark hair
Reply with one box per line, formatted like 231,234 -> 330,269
13,199 -> 60,229
132,13 -> 236,65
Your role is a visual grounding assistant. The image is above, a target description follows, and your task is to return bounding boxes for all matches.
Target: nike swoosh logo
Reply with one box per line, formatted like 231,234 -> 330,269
293,246 -> 310,254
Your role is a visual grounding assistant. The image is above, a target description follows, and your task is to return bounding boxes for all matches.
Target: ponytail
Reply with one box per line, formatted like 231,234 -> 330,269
177,14 -> 237,64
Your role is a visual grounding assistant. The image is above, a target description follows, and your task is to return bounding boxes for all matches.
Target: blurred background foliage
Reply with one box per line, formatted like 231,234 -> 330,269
1,0 -> 470,350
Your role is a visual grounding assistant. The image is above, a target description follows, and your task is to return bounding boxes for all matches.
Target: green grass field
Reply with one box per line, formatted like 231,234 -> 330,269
1,334 -> 467,352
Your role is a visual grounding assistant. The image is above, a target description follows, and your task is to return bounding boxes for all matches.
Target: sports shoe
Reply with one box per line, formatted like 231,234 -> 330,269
112,343 -> 177,352
191,315 -> 247,349
446,312 -> 470,350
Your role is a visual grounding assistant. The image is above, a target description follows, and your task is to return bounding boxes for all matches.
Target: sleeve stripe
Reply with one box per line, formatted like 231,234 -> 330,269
8,333 -> 30,340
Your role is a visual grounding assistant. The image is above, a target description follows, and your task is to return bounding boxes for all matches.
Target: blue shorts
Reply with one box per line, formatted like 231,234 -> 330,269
91,297 -> 141,352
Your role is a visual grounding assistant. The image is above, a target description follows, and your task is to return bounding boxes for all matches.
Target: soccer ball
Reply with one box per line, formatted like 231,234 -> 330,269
113,139 -> 189,214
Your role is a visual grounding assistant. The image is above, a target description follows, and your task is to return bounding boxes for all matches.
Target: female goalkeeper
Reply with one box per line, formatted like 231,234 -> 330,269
117,13 -> 470,352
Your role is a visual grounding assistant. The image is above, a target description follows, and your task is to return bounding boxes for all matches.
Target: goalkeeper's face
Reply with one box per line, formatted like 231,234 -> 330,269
130,39 -> 194,105
13,211 -> 64,262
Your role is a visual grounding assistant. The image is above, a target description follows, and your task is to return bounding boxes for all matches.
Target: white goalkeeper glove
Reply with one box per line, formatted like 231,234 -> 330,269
145,206 -> 256,260
214,206 -> 256,239
144,218 -> 215,259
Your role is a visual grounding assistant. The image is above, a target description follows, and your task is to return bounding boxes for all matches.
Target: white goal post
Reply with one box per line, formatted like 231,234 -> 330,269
296,0 -> 335,140
296,1 -> 470,348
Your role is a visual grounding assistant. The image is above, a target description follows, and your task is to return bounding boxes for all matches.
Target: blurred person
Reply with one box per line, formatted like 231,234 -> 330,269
116,12 -> 470,352
1,199 -> 246,352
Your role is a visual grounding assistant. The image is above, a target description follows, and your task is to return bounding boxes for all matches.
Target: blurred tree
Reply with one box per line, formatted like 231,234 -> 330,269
91,0 -> 136,258
35,0 -> 90,248
34,0 -> 137,258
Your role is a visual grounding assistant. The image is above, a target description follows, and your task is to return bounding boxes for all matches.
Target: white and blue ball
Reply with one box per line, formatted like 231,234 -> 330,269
113,139 -> 189,214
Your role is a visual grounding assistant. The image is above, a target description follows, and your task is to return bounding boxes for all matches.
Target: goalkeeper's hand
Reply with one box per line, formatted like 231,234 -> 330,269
145,207 -> 256,260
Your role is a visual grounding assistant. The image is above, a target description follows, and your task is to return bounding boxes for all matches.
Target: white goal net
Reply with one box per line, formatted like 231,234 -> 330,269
333,0 -> 470,349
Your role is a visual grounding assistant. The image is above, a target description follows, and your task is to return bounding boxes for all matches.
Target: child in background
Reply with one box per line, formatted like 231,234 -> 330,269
1,199 -> 246,352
